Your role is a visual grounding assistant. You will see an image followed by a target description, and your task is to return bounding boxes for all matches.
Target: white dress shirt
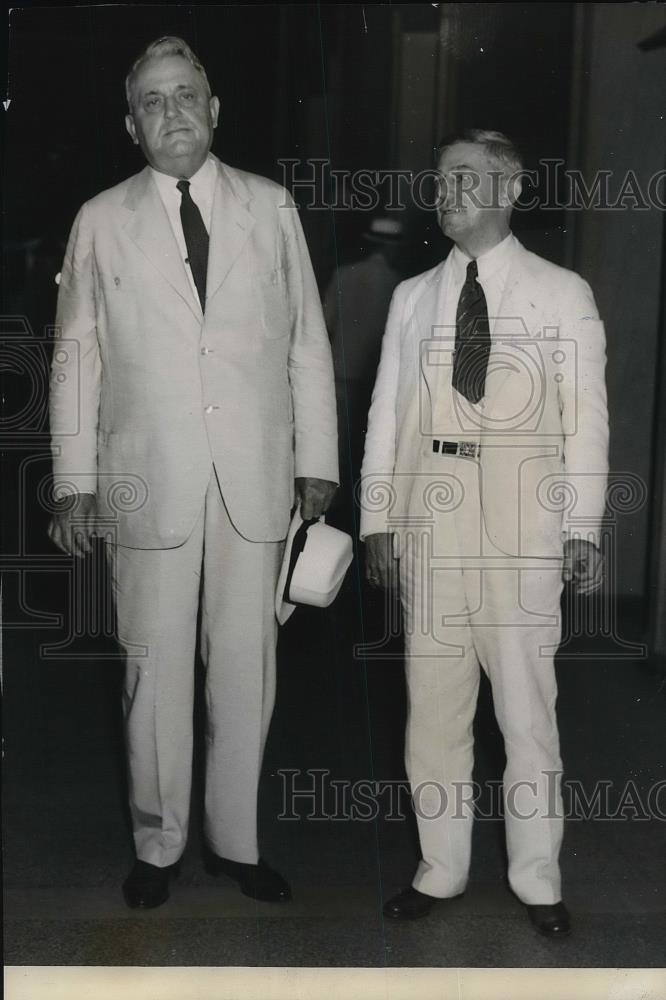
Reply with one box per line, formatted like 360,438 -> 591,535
151,155 -> 217,309
431,232 -> 516,442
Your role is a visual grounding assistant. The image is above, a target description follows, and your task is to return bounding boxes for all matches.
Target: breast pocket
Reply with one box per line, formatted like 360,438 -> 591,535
97,268 -> 142,306
255,265 -> 291,339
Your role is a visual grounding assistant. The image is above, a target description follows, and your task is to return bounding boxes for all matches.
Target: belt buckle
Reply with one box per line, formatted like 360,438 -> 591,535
458,442 -> 478,459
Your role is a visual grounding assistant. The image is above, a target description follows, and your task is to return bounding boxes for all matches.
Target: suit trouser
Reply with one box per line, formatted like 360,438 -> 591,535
399,453 -> 564,904
108,467 -> 283,868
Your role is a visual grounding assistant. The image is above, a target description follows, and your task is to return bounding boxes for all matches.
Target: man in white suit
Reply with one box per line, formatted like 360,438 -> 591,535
360,130 -> 608,936
48,36 -> 338,908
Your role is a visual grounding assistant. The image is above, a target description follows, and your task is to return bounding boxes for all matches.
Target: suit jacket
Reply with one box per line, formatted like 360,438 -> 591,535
359,238 -> 609,557
50,156 -> 339,548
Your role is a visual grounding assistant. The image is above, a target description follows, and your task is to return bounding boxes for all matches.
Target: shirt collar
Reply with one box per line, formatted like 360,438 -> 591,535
150,154 -> 217,203
450,232 -> 516,284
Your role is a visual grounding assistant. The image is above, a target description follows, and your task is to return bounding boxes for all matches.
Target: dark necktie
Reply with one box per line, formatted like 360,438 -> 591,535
176,179 -> 209,310
452,259 -> 491,404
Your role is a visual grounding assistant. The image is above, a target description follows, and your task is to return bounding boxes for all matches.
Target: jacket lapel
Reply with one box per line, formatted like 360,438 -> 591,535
205,159 -> 256,304
122,167 -> 201,320
415,259 -> 451,409
406,241 -> 544,431
483,240 -> 543,407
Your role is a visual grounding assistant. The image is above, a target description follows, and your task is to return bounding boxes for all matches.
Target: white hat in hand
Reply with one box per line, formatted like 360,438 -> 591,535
275,508 -> 353,625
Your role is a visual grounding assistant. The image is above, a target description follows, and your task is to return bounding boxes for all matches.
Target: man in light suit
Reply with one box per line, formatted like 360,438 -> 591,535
48,36 -> 338,908
360,130 -> 608,936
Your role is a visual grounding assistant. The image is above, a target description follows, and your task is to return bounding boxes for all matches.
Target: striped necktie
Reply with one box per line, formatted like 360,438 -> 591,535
452,259 -> 491,403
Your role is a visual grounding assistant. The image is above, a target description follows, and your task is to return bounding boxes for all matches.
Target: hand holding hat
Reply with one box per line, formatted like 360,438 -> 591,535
295,476 -> 338,520
275,506 -> 353,626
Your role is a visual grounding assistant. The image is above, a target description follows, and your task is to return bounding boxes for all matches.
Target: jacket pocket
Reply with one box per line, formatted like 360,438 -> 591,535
256,265 -> 290,339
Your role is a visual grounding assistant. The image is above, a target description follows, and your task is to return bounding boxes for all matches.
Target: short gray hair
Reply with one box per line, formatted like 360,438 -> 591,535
125,36 -> 211,109
436,129 -> 524,175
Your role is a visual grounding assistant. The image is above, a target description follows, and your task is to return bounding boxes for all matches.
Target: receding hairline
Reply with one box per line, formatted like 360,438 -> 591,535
125,37 -> 211,109
435,129 -> 524,176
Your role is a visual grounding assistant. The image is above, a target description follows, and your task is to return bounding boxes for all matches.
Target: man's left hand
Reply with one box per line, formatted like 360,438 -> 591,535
563,538 -> 604,595
295,477 -> 338,520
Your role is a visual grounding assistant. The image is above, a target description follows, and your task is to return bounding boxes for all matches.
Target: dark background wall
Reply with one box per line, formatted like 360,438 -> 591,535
3,3 -> 576,279
568,4 -> 666,608
3,2 -> 665,620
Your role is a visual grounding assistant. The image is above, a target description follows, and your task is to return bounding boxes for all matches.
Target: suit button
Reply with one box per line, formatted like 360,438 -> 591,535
201,346 -> 213,355
204,405 -> 219,414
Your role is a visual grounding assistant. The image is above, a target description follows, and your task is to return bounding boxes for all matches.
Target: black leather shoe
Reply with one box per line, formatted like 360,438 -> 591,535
383,886 -> 463,920
122,860 -> 177,909
526,901 -> 571,937
205,851 -> 291,902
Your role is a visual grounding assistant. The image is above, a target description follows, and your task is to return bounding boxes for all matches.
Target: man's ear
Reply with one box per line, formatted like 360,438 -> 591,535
125,114 -> 139,146
502,171 -> 522,208
209,96 -> 220,129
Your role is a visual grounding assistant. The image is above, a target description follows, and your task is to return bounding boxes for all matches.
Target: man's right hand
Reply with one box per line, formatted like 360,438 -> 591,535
365,532 -> 398,591
48,492 -> 98,558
